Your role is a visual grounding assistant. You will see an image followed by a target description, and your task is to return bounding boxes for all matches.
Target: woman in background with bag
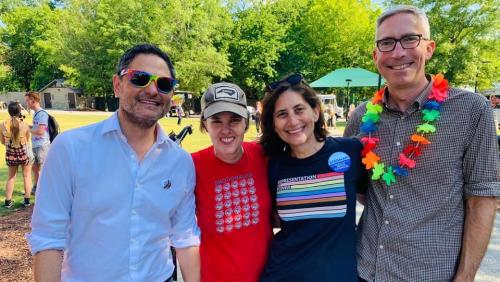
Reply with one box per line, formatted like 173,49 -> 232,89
1,101 -> 34,208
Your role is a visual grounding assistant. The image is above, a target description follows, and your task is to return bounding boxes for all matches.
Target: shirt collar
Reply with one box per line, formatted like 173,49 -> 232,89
101,112 -> 169,145
382,74 -> 433,112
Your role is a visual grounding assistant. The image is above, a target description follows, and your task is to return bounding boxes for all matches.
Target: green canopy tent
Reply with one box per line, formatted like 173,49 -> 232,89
310,67 -> 384,88
310,67 -> 385,108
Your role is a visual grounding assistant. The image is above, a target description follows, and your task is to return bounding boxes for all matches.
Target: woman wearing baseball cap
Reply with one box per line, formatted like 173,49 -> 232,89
191,82 -> 272,282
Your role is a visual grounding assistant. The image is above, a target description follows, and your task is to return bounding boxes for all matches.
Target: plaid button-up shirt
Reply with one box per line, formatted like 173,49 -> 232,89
344,78 -> 500,281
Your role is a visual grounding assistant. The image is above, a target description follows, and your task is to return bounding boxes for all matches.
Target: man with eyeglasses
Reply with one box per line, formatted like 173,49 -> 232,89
344,5 -> 499,282
28,44 -> 200,282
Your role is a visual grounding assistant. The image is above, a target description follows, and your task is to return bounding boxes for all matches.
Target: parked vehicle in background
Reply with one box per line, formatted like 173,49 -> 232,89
168,91 -> 193,117
318,94 -> 344,119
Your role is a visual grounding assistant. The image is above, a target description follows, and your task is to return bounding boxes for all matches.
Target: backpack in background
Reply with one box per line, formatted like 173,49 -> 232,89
34,110 -> 60,143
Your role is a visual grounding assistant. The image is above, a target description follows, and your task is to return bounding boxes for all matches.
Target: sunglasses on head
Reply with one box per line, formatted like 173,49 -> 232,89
119,69 -> 177,94
266,73 -> 304,92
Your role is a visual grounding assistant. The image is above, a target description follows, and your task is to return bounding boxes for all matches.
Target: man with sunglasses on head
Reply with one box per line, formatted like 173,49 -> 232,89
344,5 -> 499,282
28,43 -> 200,282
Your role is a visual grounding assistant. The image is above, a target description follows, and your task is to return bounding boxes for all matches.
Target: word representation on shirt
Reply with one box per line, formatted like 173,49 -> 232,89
276,172 -> 346,221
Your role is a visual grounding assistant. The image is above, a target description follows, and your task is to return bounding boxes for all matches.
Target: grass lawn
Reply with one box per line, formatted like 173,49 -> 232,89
0,110 -> 272,216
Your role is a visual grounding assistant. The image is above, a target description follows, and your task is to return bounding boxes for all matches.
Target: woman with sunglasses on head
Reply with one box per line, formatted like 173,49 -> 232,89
192,82 -> 273,282
1,101 -> 34,208
259,74 -> 368,282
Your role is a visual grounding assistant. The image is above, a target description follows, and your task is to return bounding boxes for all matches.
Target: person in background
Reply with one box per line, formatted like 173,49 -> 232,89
176,105 -> 184,125
255,100 -> 262,133
259,74 -> 367,282
24,91 -> 49,195
347,103 -> 356,121
344,5 -> 499,281
28,43 -> 200,282
192,82 -> 272,282
1,101 -> 33,208
326,104 -> 336,129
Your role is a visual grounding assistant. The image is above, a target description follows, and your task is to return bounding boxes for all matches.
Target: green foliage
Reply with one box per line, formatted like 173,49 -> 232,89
228,0 -> 379,99
0,4 -> 59,90
39,0 -> 232,97
278,0 -> 378,80
165,0 -> 233,93
228,2 -> 291,97
0,0 -> 497,99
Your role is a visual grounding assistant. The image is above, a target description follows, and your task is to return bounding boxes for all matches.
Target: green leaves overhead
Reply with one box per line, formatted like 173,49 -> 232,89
0,0 -> 498,98
1,0 -> 233,95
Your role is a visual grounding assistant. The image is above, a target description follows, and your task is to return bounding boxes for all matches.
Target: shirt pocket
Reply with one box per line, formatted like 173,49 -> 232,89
276,172 -> 347,221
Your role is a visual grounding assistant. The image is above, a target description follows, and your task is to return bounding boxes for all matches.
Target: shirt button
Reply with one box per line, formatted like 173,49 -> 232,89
379,245 -> 384,249
396,141 -> 401,146
385,220 -> 389,224
389,195 -> 394,199
132,209 -> 137,215
401,116 -> 405,120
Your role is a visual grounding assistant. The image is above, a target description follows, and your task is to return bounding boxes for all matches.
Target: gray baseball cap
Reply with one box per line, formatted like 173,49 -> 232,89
201,82 -> 249,119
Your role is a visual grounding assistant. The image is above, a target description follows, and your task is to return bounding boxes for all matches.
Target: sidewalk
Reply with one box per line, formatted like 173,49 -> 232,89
476,213 -> 500,281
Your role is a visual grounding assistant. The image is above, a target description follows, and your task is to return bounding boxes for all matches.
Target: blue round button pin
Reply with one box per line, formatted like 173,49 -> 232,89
328,152 -> 351,172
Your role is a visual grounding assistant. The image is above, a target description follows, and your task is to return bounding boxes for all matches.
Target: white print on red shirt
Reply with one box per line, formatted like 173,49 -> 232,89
214,173 -> 259,233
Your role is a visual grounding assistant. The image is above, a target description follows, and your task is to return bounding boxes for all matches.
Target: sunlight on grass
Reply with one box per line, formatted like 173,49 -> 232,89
0,109 -> 380,215
0,110 -> 262,215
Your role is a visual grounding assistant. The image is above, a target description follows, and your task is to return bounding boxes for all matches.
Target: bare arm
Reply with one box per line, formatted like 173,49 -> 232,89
176,246 -> 200,282
25,125 -> 31,141
453,196 -> 497,282
31,124 -> 47,136
0,126 -> 5,145
33,249 -> 63,282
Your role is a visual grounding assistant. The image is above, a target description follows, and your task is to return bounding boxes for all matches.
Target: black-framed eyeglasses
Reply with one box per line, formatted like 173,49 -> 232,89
266,73 -> 304,92
376,34 -> 429,52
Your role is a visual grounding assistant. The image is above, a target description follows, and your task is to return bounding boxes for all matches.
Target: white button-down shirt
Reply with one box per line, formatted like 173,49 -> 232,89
27,112 -> 200,282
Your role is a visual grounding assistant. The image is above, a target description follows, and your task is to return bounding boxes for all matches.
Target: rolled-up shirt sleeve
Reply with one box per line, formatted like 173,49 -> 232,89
26,133 -> 74,254
170,160 -> 200,248
463,99 -> 500,197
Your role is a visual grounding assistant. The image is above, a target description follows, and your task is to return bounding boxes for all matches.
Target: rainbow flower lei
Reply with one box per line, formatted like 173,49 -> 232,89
360,74 -> 449,186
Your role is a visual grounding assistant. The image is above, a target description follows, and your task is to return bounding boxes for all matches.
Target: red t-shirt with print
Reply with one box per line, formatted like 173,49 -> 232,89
192,142 -> 272,282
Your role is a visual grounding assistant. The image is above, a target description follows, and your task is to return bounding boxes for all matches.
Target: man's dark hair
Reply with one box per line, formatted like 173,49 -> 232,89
259,78 -> 327,157
116,43 -> 176,79
8,101 -> 22,118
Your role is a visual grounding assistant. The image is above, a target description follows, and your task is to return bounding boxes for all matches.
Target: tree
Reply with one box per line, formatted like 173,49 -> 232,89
228,1 -> 291,97
163,0 -> 233,93
0,4 -> 59,90
41,0 -> 232,96
227,0 -> 379,99
277,0 -> 378,81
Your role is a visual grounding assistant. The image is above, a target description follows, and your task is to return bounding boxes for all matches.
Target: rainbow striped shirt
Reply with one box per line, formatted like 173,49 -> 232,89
276,172 -> 346,221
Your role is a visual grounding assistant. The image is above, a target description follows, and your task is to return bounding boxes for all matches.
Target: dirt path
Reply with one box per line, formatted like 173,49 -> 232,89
0,206 -> 33,282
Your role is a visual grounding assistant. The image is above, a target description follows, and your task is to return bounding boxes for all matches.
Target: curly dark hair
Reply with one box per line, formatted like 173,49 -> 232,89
259,77 -> 327,157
